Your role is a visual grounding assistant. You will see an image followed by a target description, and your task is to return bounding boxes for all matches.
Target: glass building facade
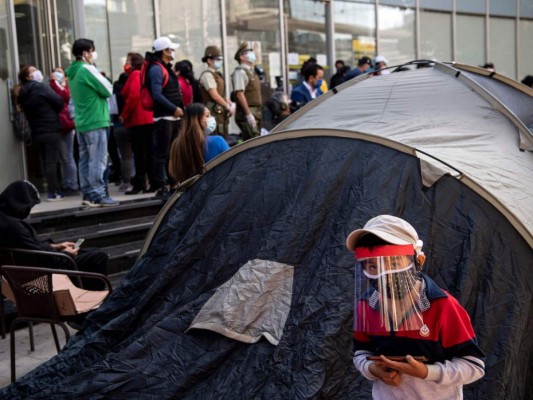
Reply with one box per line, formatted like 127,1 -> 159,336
0,0 -> 532,186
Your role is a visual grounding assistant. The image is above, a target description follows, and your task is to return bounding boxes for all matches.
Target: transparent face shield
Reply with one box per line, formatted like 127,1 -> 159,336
354,245 -> 424,333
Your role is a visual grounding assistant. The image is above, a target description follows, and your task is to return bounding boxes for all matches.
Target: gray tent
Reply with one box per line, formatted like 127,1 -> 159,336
273,60 -> 533,245
2,61 -> 532,399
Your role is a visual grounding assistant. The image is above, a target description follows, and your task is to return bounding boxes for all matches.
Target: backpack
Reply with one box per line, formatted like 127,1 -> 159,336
140,61 -> 169,111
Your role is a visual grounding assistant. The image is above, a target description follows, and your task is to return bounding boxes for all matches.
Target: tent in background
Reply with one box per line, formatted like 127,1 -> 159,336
1,62 -> 532,399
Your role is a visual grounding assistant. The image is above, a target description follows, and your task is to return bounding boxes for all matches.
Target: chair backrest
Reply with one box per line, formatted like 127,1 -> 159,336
1,265 -> 60,320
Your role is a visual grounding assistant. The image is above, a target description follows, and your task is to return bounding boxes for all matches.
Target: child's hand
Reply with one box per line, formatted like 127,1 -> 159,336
368,362 -> 401,386
378,355 -> 428,379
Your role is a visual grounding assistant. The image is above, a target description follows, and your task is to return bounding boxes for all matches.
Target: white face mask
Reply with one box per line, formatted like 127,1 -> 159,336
205,116 -> 217,135
91,51 -> 98,62
31,70 -> 44,83
169,50 -> 176,60
246,51 -> 256,63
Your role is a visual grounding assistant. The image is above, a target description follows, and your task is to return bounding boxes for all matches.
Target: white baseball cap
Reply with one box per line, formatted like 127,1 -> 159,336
374,55 -> 388,65
346,215 -> 423,254
153,36 -> 179,52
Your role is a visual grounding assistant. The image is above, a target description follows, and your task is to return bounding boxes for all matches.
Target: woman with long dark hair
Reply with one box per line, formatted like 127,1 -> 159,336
169,103 -> 229,184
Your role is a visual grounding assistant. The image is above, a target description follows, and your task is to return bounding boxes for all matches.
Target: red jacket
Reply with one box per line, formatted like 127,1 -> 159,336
49,80 -> 75,132
120,70 -> 154,128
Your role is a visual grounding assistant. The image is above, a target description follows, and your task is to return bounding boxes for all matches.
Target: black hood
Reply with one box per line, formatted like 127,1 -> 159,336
0,180 -> 40,219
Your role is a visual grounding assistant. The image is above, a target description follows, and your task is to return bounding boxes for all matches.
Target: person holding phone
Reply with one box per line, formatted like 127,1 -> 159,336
0,180 -> 108,290
346,215 -> 485,399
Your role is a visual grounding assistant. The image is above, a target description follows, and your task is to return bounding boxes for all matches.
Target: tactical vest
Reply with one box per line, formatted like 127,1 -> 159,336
234,66 -> 261,107
199,69 -> 225,104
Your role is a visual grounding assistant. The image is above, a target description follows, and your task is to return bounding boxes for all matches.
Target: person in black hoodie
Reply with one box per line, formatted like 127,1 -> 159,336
144,36 -> 184,200
0,180 -> 108,289
17,65 -> 65,201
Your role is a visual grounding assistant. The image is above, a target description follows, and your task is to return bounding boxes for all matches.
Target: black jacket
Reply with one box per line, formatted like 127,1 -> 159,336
18,80 -> 64,136
0,180 -> 52,251
144,52 -> 183,118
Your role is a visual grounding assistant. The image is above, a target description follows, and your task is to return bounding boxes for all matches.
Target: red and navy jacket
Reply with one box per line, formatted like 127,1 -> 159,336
353,275 -> 485,365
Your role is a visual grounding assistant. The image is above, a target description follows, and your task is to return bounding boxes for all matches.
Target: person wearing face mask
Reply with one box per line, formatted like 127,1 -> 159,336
120,52 -> 154,194
199,45 -> 235,138
0,180 -> 108,289
289,63 -> 324,109
143,36 -> 184,200
67,38 -> 119,207
17,65 -> 65,201
168,103 -> 229,184
231,42 -> 262,141
347,215 -> 485,400
49,66 -> 79,196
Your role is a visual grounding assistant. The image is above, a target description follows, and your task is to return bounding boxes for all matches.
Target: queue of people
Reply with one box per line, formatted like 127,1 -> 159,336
12,34 -> 522,207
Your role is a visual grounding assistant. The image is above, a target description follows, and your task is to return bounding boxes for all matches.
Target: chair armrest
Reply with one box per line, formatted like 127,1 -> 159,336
0,265 -> 113,294
0,247 -> 79,271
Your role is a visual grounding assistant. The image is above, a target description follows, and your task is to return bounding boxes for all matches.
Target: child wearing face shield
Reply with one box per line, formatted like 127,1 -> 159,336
347,215 -> 485,399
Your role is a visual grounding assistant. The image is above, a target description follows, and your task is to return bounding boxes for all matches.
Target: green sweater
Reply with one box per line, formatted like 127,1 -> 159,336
66,61 -> 112,133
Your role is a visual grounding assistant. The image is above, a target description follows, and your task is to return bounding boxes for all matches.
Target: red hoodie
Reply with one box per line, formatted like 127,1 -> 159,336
120,70 -> 154,128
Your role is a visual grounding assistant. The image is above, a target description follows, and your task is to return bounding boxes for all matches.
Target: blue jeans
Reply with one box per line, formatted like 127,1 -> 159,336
78,128 -> 108,201
59,130 -> 79,190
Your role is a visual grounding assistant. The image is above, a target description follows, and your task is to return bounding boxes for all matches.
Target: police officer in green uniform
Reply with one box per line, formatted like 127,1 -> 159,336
231,42 -> 262,141
199,46 -> 234,138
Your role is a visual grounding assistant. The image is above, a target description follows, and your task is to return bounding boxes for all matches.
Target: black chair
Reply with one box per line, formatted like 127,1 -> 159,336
1,264 -> 112,382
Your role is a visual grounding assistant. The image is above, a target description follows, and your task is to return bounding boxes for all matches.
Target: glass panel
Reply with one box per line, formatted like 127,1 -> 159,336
378,5 -> 415,66
420,10 -> 452,62
56,0 -> 75,69
14,1 -> 43,68
490,17 -> 516,79
521,0 -> 533,18
334,1 -> 375,68
456,14 -> 485,66
456,0 -> 486,14
107,0 -> 154,81
380,0 -> 415,7
420,0 -> 452,12
490,0 -> 516,17
159,0 -> 221,84
519,19 -> 533,81
0,0 -> 25,186
83,0 -> 111,78
226,0 -> 280,89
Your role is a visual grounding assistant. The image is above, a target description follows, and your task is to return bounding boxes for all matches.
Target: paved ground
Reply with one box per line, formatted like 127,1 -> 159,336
0,322 -> 76,388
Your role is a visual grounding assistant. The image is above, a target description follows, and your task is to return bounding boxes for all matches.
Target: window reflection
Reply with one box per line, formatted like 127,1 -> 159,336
334,1 -> 375,68
378,5 -> 415,66
490,17 -> 516,78
107,0 -> 154,80
159,0 -> 221,79
456,14 -> 485,67
420,10 -> 451,62
84,0 -> 111,77
226,0 -> 280,90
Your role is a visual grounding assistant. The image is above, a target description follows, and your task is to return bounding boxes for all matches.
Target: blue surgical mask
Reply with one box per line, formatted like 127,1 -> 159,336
53,71 -> 64,83
316,78 -> 323,88
205,116 -> 217,134
246,51 -> 256,63
214,60 -> 223,70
